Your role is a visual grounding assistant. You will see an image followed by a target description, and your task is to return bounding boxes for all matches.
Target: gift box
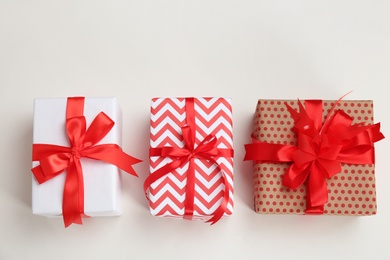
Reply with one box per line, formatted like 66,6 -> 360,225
144,97 -> 234,223
244,99 -> 384,215
32,97 -> 140,227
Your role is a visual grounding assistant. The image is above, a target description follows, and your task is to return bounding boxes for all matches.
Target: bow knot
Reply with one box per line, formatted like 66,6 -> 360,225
71,147 -> 82,159
161,126 -> 219,161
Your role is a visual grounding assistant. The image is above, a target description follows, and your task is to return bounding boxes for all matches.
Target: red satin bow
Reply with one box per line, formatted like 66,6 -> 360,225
32,97 -> 141,227
244,98 -> 384,214
144,98 -> 234,224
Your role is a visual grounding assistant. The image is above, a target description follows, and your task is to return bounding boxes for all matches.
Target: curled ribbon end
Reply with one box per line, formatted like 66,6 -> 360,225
130,157 -> 143,177
31,167 -> 45,184
124,167 -> 139,177
205,218 -> 218,225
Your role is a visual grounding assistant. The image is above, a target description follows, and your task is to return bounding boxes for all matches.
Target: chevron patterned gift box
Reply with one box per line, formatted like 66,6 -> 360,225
144,97 -> 234,224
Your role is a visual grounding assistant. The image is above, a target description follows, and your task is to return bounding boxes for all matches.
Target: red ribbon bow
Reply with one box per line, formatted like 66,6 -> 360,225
32,97 -> 142,227
244,98 -> 384,214
144,98 -> 234,224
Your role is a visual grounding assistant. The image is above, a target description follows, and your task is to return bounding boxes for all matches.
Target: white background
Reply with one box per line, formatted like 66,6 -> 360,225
0,1 -> 389,259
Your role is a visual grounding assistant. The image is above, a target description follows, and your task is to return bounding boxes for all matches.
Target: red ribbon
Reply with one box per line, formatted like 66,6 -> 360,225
32,97 -> 142,227
144,98 -> 234,224
244,98 -> 384,214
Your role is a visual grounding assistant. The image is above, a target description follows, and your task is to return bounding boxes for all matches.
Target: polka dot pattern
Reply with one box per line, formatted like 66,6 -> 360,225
252,100 -> 377,215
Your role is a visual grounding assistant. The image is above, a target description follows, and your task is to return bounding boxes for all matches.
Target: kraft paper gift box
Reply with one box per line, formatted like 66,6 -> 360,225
144,97 -> 234,224
32,97 -> 140,227
244,99 -> 384,215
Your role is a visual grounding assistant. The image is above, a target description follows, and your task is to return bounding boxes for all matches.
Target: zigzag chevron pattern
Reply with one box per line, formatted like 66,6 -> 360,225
149,97 -> 234,219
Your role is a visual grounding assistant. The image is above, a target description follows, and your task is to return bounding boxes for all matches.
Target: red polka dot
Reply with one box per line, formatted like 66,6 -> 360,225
253,101 -> 376,216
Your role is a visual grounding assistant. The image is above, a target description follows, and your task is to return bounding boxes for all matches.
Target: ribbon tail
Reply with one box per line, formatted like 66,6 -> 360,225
206,197 -> 227,225
32,153 -> 72,183
144,158 -> 188,198
31,166 -> 56,184
62,158 -> 84,227
205,172 -> 231,225
368,123 -> 385,143
199,156 -> 232,225
84,145 -> 142,177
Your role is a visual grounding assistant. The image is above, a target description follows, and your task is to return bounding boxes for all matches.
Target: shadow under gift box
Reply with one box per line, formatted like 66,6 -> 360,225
32,98 -> 124,218
248,99 -> 382,215
146,97 -> 234,221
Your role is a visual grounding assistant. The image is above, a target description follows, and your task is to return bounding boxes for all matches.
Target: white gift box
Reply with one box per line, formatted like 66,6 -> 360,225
32,97 -> 123,217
